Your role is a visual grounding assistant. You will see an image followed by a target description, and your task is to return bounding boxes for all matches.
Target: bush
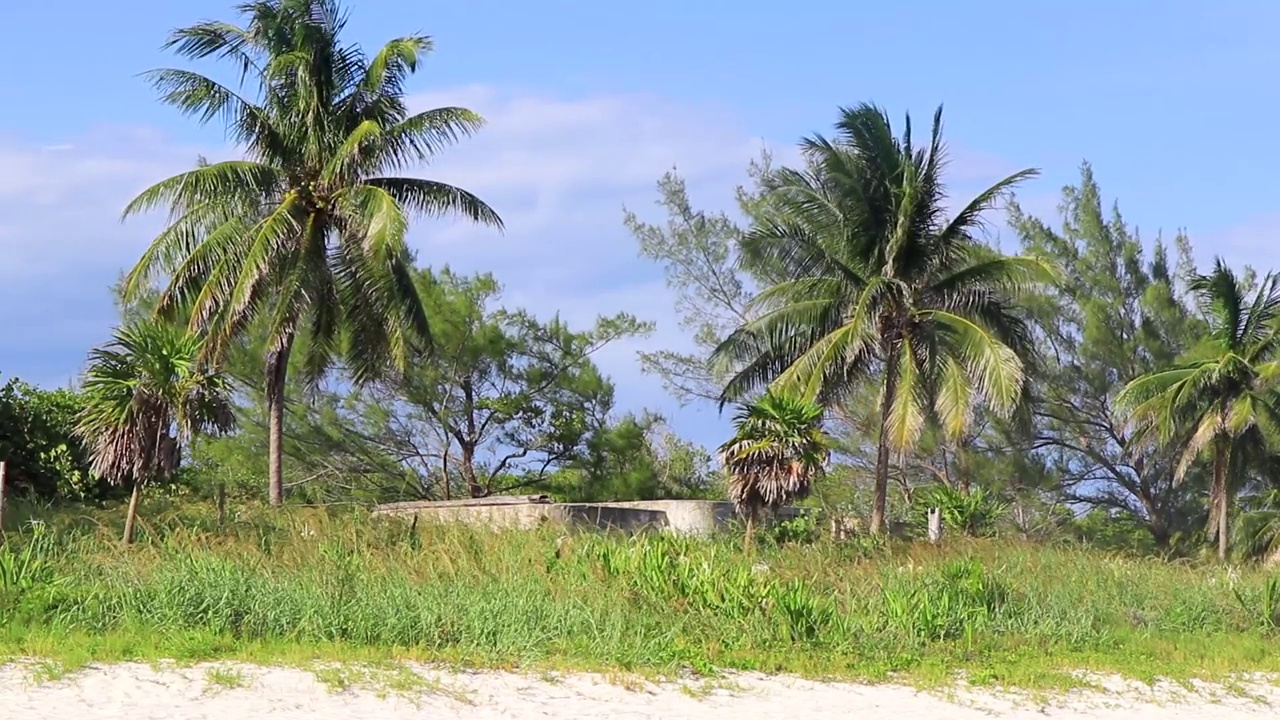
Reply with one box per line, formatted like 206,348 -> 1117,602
765,512 -> 823,546
881,558 -> 1013,641
913,485 -> 1008,537
0,378 -> 104,501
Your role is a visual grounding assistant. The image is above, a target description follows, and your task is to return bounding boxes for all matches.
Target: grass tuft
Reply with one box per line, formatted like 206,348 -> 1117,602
203,664 -> 250,692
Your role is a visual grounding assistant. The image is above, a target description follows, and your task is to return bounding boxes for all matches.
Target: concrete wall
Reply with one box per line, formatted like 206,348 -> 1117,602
581,500 -> 806,536
558,504 -> 670,533
372,500 -> 669,533
371,498 -> 805,537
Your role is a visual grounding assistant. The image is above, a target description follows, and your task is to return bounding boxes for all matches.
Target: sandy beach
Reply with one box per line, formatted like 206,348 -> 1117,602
2,662 -> 1278,719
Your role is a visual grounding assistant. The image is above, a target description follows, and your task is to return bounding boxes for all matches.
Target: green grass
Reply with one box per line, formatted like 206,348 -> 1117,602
1,501 -> 1279,692
307,660 -> 471,702
24,658 -> 70,685
203,663 -> 250,692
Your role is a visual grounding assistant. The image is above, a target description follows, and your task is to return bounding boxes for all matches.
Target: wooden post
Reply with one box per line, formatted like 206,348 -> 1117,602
927,507 -> 943,545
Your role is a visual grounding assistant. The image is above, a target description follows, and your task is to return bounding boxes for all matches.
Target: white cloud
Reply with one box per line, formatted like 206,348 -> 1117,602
0,128 -> 225,279
430,90 -> 751,191
0,87 -> 766,437
399,85 -> 767,271
1191,213 -> 1280,272
0,84 -> 1050,449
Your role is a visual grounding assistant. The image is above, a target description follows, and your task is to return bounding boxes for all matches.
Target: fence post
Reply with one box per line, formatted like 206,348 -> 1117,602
927,507 -> 942,544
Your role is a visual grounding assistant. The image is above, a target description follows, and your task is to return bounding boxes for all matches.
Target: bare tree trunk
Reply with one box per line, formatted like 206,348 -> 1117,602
266,333 -> 295,508
461,444 -> 484,498
123,479 -> 143,545
460,378 -> 484,498
1139,489 -> 1171,549
869,347 -> 901,536
442,442 -> 452,501
956,446 -> 972,495
743,508 -> 757,556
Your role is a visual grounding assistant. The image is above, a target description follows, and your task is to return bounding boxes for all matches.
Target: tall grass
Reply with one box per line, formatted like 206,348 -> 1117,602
2,501 -> 1279,687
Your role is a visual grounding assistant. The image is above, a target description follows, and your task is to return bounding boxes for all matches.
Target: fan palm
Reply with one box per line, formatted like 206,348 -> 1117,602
719,390 -> 830,551
1116,259 -> 1280,561
76,319 -> 236,544
712,103 -> 1051,534
120,0 -> 502,506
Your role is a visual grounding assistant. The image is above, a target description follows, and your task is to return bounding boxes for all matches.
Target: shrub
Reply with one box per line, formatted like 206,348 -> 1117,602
0,378 -> 101,501
913,485 -> 1008,537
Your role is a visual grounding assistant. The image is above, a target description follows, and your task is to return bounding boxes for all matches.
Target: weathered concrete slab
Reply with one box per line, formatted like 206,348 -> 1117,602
582,500 -> 806,536
375,495 -> 551,512
371,500 -> 669,533
371,498 -> 807,537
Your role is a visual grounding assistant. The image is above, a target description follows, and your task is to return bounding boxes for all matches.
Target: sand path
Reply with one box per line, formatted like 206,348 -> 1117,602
2,662 -> 1278,719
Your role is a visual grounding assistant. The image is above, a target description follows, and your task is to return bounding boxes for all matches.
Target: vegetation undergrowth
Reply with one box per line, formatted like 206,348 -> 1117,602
3,503 -> 1280,692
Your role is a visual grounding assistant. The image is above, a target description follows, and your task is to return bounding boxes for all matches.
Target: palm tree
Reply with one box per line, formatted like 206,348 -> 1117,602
1233,487 -> 1280,565
712,103 -> 1051,534
719,390 -> 830,551
1116,259 -> 1280,561
76,319 -> 236,544
120,0 -> 502,507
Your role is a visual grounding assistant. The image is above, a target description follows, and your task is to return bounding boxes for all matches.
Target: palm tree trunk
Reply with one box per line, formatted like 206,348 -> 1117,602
869,346 -> 901,536
1212,437 -> 1230,562
744,507 -> 757,556
266,332 -> 295,508
217,481 -> 227,529
1219,483 -> 1230,562
123,479 -> 142,545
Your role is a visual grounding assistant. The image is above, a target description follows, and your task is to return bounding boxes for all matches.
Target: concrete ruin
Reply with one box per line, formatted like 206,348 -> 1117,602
370,496 -> 807,536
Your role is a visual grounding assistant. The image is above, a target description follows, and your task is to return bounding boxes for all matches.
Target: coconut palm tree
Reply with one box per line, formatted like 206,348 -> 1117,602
712,103 -> 1051,534
1116,259 -> 1280,561
76,319 -> 236,544
119,0 -> 502,507
719,390 -> 830,551
1233,487 -> 1280,565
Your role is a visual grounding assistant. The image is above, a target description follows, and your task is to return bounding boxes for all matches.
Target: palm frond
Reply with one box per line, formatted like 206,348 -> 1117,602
884,338 -> 928,451
373,107 -> 486,174
920,309 -> 1025,417
364,176 -> 503,228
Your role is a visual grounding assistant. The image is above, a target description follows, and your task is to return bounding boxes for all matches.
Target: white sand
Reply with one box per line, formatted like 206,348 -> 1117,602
2,662 -> 1278,719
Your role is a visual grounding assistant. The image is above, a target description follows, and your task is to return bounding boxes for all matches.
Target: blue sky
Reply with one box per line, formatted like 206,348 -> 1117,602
2,1 -> 1278,449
